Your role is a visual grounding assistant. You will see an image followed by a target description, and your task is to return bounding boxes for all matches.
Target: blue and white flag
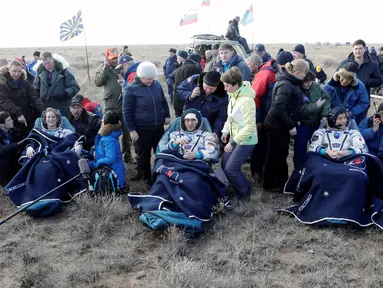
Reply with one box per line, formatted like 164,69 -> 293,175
60,10 -> 84,42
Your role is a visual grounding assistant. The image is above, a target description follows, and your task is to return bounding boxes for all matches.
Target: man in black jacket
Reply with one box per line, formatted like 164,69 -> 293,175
68,94 -> 101,151
0,112 -> 21,186
173,53 -> 202,117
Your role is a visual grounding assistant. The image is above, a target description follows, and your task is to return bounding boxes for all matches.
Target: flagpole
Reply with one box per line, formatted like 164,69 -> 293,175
81,10 -> 91,88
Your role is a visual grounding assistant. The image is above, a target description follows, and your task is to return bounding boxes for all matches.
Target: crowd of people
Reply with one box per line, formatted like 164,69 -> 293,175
1,32 -> 383,229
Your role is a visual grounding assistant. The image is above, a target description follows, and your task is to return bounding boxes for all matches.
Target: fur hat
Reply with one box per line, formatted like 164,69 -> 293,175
177,50 -> 188,60
277,51 -> 294,65
293,44 -> 305,55
137,62 -> 158,78
203,71 -> 221,87
333,68 -> 358,86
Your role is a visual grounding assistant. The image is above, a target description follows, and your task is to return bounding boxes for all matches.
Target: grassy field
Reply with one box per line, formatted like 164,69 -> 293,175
0,44 -> 383,288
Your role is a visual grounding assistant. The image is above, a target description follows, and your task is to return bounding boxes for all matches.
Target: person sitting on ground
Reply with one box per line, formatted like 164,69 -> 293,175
358,103 -> 383,164
324,62 -> 369,124
214,43 -> 251,82
88,110 -> 126,190
225,16 -> 252,54
221,67 -> 257,199
167,109 -> 218,161
177,71 -> 228,142
0,111 -> 22,186
26,107 -> 82,159
33,51 -> 80,117
315,65 -> 327,84
0,60 -> 45,138
68,94 -> 101,151
292,44 -> 316,73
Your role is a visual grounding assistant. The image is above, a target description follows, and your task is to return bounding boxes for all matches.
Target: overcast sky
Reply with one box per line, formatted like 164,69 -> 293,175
0,0 -> 381,48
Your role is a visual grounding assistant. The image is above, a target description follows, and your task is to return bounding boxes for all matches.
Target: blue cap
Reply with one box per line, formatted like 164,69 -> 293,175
115,55 -> 134,69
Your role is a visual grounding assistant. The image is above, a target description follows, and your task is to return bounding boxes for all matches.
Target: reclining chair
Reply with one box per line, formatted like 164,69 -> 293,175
34,116 -> 75,132
156,116 -> 220,164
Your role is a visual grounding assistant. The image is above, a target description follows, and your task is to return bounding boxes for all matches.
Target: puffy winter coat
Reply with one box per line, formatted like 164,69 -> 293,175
213,54 -> 251,82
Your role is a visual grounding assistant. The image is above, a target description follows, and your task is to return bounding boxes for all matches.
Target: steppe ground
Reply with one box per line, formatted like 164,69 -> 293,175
1,44 -> 383,288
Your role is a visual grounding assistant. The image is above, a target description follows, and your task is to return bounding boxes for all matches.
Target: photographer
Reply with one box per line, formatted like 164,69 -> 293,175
358,103 -> 383,163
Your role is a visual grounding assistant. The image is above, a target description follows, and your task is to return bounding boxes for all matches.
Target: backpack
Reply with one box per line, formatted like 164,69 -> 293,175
90,165 -> 120,195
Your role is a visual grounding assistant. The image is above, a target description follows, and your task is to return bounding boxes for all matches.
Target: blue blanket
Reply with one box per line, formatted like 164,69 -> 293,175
128,150 -> 229,222
5,129 -> 86,216
280,152 -> 383,229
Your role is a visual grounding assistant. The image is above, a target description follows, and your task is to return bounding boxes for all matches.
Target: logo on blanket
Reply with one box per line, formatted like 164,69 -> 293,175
345,156 -> 366,170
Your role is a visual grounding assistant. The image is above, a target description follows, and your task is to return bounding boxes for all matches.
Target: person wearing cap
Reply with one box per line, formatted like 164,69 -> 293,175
167,109 -> 218,161
0,111 -> 22,186
253,44 -> 273,64
115,54 -> 140,87
68,94 -> 101,150
359,103 -> 383,164
315,66 -> 327,84
27,51 -> 40,77
163,48 -> 178,101
177,71 -> 228,141
123,62 -> 171,185
95,47 -> 132,163
214,43 -> 251,82
173,52 -> 202,117
0,60 -> 45,138
32,51 -> 80,118
293,71 -> 331,168
324,62 -> 369,124
220,67 -> 257,199
225,16 -> 251,54
263,59 -> 310,192
339,39 -> 382,100
292,44 -> 316,73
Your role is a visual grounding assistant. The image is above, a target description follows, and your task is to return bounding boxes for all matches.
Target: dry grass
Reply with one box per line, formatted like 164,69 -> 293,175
1,44 -> 383,287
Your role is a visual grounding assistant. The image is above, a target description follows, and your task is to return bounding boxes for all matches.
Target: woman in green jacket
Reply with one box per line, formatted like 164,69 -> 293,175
293,71 -> 331,168
220,67 -> 257,199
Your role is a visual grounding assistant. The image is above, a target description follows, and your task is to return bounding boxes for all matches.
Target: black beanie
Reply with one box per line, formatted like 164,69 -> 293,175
0,111 -> 10,124
203,71 -> 221,87
188,52 -> 201,64
342,62 -> 359,74
277,51 -> 294,65
177,50 -> 188,60
293,44 -> 305,55
70,94 -> 84,107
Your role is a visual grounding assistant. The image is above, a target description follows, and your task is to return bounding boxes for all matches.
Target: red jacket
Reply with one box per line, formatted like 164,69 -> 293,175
252,59 -> 277,108
82,97 -> 99,112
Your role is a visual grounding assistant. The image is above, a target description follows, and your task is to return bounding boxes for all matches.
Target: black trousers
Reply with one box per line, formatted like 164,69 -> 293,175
134,126 -> 164,181
251,125 -> 268,177
174,108 -> 183,118
116,113 -> 132,162
263,127 -> 291,190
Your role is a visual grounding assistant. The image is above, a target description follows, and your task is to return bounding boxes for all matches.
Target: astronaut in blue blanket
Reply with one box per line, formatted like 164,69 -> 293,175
167,110 -> 218,161
309,106 -> 368,158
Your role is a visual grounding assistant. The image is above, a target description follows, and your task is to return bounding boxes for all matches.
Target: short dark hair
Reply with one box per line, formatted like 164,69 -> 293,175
219,43 -> 234,52
103,111 -> 119,125
221,66 -> 243,86
353,39 -> 366,48
0,111 -> 11,124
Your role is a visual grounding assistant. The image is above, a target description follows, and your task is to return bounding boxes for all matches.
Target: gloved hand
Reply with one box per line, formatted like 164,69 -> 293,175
289,127 -> 297,136
26,146 -> 35,159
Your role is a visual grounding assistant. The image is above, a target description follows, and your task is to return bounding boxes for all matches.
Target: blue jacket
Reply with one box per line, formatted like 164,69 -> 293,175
262,52 -> 273,64
324,77 -> 369,124
163,56 -> 178,78
27,60 -> 37,76
213,54 -> 251,82
340,53 -> 383,95
88,126 -> 126,188
177,73 -> 228,136
359,117 -> 383,158
123,78 -> 170,131
122,62 -> 141,88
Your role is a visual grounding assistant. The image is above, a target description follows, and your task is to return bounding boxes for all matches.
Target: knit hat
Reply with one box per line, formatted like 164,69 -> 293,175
276,51 -> 294,65
137,61 -> 158,78
303,71 -> 316,82
70,94 -> 84,107
33,51 -> 41,57
105,47 -> 119,60
169,48 -> 177,54
342,62 -> 359,74
293,44 -> 305,55
316,66 -> 322,73
203,71 -> 221,87
188,53 -> 201,64
177,50 -> 188,60
0,111 -> 10,124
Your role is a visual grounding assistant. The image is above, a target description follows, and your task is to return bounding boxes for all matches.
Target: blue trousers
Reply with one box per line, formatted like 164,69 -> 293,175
293,125 -> 318,169
221,144 -> 255,198
167,84 -> 174,100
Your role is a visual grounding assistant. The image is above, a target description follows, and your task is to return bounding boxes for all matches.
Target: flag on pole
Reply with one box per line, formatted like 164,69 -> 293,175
201,0 -> 210,6
240,4 -> 253,26
60,10 -> 84,41
180,10 -> 198,26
